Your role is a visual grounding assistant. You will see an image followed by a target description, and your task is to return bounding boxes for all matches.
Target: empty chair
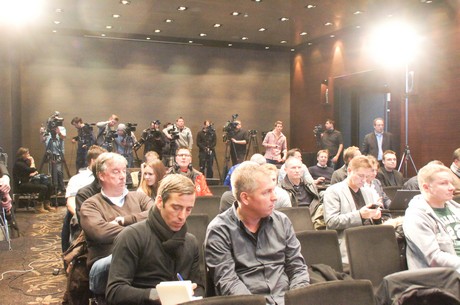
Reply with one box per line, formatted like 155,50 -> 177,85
284,279 -> 376,305
345,225 -> 401,288
296,230 -> 343,272
278,207 -> 314,232
208,185 -> 229,197
179,294 -> 266,305
192,196 -> 221,223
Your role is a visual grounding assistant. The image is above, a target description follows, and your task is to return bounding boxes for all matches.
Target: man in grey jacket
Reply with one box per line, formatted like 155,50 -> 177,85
403,163 -> 460,273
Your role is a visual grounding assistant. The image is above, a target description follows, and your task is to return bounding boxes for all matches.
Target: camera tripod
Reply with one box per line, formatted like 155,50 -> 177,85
223,139 -> 239,178
200,148 -> 222,182
244,132 -> 260,160
39,134 -> 70,206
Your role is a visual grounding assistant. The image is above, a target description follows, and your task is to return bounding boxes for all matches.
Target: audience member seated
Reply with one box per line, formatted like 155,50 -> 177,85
308,149 -> 334,185
106,174 -> 204,305
137,159 -> 166,199
167,147 -> 212,196
364,156 -> 391,209
280,157 -> 320,212
403,160 -> 445,191
62,145 -> 106,253
330,146 -> 361,185
323,155 -> 382,263
449,148 -> 460,196
79,152 -> 153,299
205,162 -> 310,305
219,163 -> 291,213
0,163 -> 12,212
376,150 -> 404,187
12,147 -> 53,213
403,163 -> 460,273
278,148 -> 319,185
223,153 -> 266,189
137,151 -> 160,183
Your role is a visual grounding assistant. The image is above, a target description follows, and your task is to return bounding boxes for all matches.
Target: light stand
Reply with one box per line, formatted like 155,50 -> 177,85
398,63 -> 417,177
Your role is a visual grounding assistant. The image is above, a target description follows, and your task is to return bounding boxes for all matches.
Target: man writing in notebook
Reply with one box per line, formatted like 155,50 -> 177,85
106,174 -> 204,305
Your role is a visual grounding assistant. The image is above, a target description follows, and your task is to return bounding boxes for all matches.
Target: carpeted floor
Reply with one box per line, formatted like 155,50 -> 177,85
0,206 -> 67,305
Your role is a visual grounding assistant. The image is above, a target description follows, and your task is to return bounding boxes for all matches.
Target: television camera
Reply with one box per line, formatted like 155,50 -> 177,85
43,111 -> 64,138
222,114 -> 239,142
313,124 -> 324,147
168,125 -> 180,141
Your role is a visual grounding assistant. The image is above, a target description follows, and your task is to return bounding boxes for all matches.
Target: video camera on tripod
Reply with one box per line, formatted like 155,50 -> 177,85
168,125 -> 180,140
133,121 -> 163,150
43,111 -> 64,137
222,114 -> 239,142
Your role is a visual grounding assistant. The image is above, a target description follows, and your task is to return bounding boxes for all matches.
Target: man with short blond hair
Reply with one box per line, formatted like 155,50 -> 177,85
330,146 -> 361,185
449,148 -> 460,196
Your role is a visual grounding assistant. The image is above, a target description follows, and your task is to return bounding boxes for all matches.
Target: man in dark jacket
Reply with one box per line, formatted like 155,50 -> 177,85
106,174 -> 204,305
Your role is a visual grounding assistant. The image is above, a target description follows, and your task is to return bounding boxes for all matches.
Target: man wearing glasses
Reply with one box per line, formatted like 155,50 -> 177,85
167,147 -> 212,196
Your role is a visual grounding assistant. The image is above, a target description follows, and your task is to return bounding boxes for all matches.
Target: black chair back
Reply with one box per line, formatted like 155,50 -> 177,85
208,185 -> 229,197
278,207 -> 314,232
192,196 -> 221,223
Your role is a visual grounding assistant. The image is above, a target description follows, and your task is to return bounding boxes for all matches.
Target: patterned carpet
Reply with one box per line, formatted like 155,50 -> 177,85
0,207 -> 67,305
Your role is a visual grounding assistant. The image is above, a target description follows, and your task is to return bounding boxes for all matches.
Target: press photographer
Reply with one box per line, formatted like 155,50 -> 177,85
71,117 -> 95,172
162,117 -> 193,150
40,111 -> 67,194
196,120 -> 217,178
135,120 -> 165,159
223,114 -> 247,165
96,114 -> 119,150
115,123 -> 137,167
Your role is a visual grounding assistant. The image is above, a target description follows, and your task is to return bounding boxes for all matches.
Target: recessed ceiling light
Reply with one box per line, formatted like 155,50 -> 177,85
280,40 -> 287,44
106,25 -> 113,29
154,29 -> 161,33
324,22 -> 333,26
253,0 -> 262,2
231,12 -> 241,16
330,34 -> 335,38
200,33 -> 207,37
53,21 -> 61,24
55,8 -> 63,13
353,10 -> 363,15
213,23 -> 222,28
356,25 -> 361,29
177,6 -> 187,11
189,40 -> 194,43
259,28 -> 266,32
101,34 -> 106,37
300,32 -> 307,36
243,13 -> 249,17
280,17 -> 289,22
228,43 -> 233,47
308,42 -> 313,46
120,0 -> 130,5
305,4 -> 316,9
146,37 -> 151,40
291,49 -> 295,52
52,30 -> 57,33
165,19 -> 173,23
242,37 -> 249,40
112,14 -> 121,18
265,46 -> 270,49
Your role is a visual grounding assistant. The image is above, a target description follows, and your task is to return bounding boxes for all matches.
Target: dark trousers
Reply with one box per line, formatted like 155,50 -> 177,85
75,148 -> 88,173
199,150 -> 214,178
18,182 -> 52,201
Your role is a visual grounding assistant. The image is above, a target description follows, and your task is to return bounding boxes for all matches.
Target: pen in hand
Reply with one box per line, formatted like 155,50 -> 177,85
176,273 -> 184,281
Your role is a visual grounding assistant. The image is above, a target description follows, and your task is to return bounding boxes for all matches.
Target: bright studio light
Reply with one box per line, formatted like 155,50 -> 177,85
0,0 -> 43,26
368,21 -> 421,67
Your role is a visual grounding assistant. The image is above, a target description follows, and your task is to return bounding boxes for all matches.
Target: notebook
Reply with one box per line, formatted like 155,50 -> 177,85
156,280 -> 202,305
389,190 -> 421,211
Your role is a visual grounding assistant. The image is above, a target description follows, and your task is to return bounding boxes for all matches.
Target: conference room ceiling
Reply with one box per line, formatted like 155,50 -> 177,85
34,0 -> 455,51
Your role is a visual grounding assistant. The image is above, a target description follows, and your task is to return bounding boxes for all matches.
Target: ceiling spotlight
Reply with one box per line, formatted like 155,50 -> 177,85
55,8 -> 63,13
106,25 -> 113,29
52,30 -> 57,33
231,12 -> 241,16
228,43 -> 233,47
356,25 -> 361,29
112,14 -> 121,18
291,49 -> 295,52
53,21 -> 61,24
177,6 -> 187,11
280,17 -> 289,22
165,19 -> 173,23
324,22 -> 333,26
280,40 -> 287,44
330,34 -> 335,38
265,46 -> 270,49
353,10 -> 363,15
306,4 -> 316,9
189,40 -> 193,43
258,28 -> 266,32
308,42 -> 313,46
241,37 -> 249,40
300,32 -> 307,36
213,23 -> 222,28
120,0 -> 130,5
200,33 -> 207,37
243,13 -> 249,17
253,0 -> 262,2
146,37 -> 151,40
101,34 -> 106,37
154,29 -> 161,33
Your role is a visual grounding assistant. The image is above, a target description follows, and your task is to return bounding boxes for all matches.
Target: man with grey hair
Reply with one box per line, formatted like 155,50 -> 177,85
205,162 -> 309,305
106,174 -> 204,305
80,152 -> 153,299
403,163 -> 460,272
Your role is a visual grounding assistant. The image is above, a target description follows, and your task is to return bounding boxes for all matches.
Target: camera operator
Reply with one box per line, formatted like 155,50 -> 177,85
196,120 -> 217,178
40,111 -> 67,194
162,116 -> 193,151
96,114 -> 119,150
114,123 -> 137,168
71,117 -> 95,173
138,120 -> 165,159
0,163 -> 12,212
228,120 -> 248,165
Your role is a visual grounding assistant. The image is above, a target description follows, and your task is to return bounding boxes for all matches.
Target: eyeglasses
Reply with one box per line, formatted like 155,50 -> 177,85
177,154 -> 191,158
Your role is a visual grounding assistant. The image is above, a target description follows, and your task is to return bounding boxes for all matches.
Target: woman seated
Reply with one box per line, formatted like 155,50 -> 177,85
137,159 -> 166,198
12,147 -> 53,213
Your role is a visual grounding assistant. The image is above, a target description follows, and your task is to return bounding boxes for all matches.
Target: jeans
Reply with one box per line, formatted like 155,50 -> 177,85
89,254 -> 112,294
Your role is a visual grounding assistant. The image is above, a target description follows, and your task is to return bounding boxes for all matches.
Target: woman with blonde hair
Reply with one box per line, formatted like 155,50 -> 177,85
137,159 -> 166,198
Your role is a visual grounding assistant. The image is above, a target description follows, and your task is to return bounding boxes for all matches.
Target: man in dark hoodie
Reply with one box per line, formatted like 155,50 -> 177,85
106,174 -> 204,305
